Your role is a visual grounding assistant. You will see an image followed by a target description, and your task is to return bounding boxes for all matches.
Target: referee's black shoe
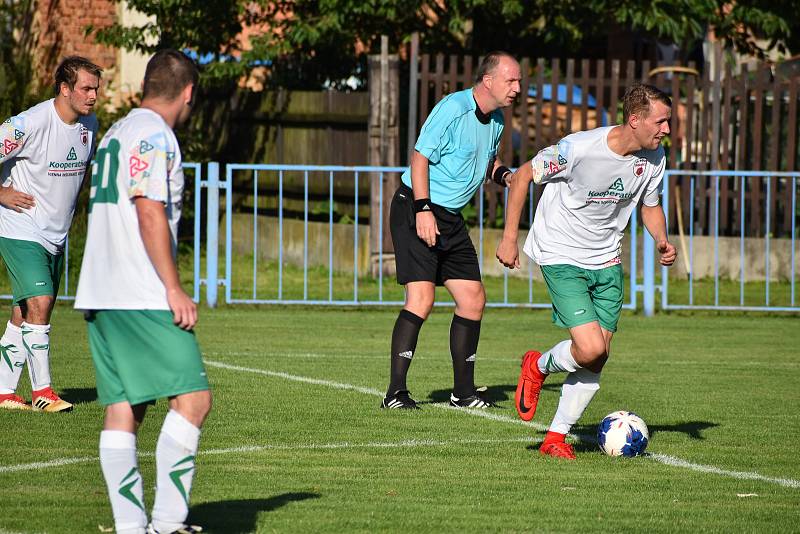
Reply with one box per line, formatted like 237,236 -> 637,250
381,390 -> 420,409
449,386 -> 497,408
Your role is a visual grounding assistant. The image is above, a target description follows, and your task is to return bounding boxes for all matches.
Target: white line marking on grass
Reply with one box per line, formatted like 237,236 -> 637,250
204,360 -> 553,433
650,454 -> 800,489
209,351 -> 525,363
0,437 -> 536,475
203,436 -> 538,454
0,456 -> 98,474
205,358 -> 800,490
204,360 -> 385,397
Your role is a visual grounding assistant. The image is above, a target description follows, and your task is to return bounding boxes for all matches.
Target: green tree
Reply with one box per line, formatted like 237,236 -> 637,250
87,0 -> 798,89
0,0 -> 39,119
87,0 -> 262,83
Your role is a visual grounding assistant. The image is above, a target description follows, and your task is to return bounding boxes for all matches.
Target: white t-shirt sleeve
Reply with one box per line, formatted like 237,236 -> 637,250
126,129 -> 170,203
0,111 -> 37,162
642,153 -> 666,207
529,137 -> 575,184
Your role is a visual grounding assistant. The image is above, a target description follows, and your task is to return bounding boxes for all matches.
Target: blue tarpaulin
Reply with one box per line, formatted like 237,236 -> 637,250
528,84 -> 607,126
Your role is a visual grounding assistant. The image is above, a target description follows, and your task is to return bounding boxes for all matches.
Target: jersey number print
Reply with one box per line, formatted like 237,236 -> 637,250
89,139 -> 121,212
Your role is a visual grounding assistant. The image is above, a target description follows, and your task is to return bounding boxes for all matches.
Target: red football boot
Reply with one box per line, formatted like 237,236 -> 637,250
514,351 -> 547,421
539,432 -> 576,460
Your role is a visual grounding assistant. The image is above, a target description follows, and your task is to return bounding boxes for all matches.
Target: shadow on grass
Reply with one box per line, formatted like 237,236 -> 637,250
189,492 -> 320,533
646,421 -> 719,439
60,387 -> 98,405
425,382 -> 561,405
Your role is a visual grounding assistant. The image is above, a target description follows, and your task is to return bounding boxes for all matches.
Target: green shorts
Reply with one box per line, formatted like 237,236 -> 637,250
541,263 -> 624,332
0,237 -> 63,304
86,309 -> 209,406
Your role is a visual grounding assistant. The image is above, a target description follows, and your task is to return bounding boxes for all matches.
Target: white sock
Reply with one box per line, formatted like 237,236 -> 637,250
21,322 -> 51,390
99,430 -> 147,533
549,368 -> 601,434
0,322 -> 25,394
151,410 -> 201,532
537,339 -> 580,375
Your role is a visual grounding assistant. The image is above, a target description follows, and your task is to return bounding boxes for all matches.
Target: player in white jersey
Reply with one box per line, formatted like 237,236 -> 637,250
0,56 -> 101,412
75,49 -> 208,534
496,84 -> 677,459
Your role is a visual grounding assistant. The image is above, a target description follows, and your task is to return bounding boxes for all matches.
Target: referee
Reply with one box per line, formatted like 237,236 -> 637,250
381,51 -> 521,409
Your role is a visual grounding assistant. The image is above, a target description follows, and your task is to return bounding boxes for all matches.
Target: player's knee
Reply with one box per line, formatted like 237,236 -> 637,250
404,294 -> 434,319
573,340 -> 607,369
454,285 -> 485,319
22,295 -> 54,323
172,389 -> 212,427
193,390 -> 212,420
473,286 -> 486,311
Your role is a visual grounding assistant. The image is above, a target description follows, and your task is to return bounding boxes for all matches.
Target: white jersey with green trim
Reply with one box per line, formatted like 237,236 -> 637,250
523,126 -> 665,269
0,99 -> 98,254
75,108 -> 184,310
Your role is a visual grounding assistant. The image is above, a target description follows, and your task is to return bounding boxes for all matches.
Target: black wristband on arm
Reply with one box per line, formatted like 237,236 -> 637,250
493,165 -> 512,187
413,198 -> 433,213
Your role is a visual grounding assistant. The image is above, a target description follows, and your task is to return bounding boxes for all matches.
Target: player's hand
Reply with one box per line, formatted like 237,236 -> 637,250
0,186 -> 35,212
496,237 -> 520,269
416,211 -> 439,247
657,240 -> 677,266
167,287 -> 197,330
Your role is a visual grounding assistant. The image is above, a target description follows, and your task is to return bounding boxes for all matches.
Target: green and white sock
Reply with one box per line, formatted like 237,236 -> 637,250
99,430 -> 147,533
0,322 -> 25,394
21,322 -> 51,390
151,410 -> 201,532
537,339 -> 579,375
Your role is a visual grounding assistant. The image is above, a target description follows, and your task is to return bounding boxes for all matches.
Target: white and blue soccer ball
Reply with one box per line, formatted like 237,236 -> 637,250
597,411 -> 650,457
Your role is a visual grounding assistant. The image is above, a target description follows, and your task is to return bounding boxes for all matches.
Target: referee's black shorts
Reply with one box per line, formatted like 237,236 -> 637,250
390,183 -> 482,286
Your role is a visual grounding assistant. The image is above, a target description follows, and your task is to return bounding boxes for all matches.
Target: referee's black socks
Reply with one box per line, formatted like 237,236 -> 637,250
387,309 -> 425,395
450,314 -> 481,398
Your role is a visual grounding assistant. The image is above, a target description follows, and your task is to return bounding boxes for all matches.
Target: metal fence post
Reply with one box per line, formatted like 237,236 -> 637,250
643,227 -> 655,317
206,162 -> 220,308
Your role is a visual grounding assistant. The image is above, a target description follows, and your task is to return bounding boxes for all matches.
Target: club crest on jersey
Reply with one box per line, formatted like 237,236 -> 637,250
633,158 -> 647,177
129,156 -> 149,177
80,126 -> 88,146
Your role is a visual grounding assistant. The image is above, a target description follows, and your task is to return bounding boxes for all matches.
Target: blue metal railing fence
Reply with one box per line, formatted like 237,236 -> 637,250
6,163 -> 796,315
661,170 -> 799,312
207,164 -> 640,310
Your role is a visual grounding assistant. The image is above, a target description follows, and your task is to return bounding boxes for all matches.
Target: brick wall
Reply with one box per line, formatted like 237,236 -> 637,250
33,0 -> 118,92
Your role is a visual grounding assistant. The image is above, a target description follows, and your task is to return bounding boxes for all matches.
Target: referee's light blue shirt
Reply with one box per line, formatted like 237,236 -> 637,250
402,88 -> 504,212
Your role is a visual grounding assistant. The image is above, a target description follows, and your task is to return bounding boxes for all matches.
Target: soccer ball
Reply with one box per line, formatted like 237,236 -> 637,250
597,411 -> 650,457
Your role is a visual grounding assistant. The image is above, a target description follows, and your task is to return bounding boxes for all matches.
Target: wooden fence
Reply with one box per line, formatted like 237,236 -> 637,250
409,52 -> 800,237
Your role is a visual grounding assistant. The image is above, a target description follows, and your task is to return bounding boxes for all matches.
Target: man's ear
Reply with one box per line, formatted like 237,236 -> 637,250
629,113 -> 640,130
183,83 -> 195,105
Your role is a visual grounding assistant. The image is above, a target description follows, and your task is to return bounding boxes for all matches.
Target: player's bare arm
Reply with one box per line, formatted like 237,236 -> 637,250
135,196 -> 197,329
496,162 -> 534,269
409,150 -> 439,247
640,203 -> 677,266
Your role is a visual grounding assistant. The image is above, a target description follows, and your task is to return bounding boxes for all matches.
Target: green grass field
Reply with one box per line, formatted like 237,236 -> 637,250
0,304 -> 798,533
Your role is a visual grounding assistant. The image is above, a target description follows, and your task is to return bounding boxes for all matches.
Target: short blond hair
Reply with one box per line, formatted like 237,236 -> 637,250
622,83 -> 671,123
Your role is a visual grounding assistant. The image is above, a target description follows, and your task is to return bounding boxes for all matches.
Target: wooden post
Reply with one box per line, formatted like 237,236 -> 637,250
710,42 -> 722,238
406,32 -> 419,165
368,37 -> 400,275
